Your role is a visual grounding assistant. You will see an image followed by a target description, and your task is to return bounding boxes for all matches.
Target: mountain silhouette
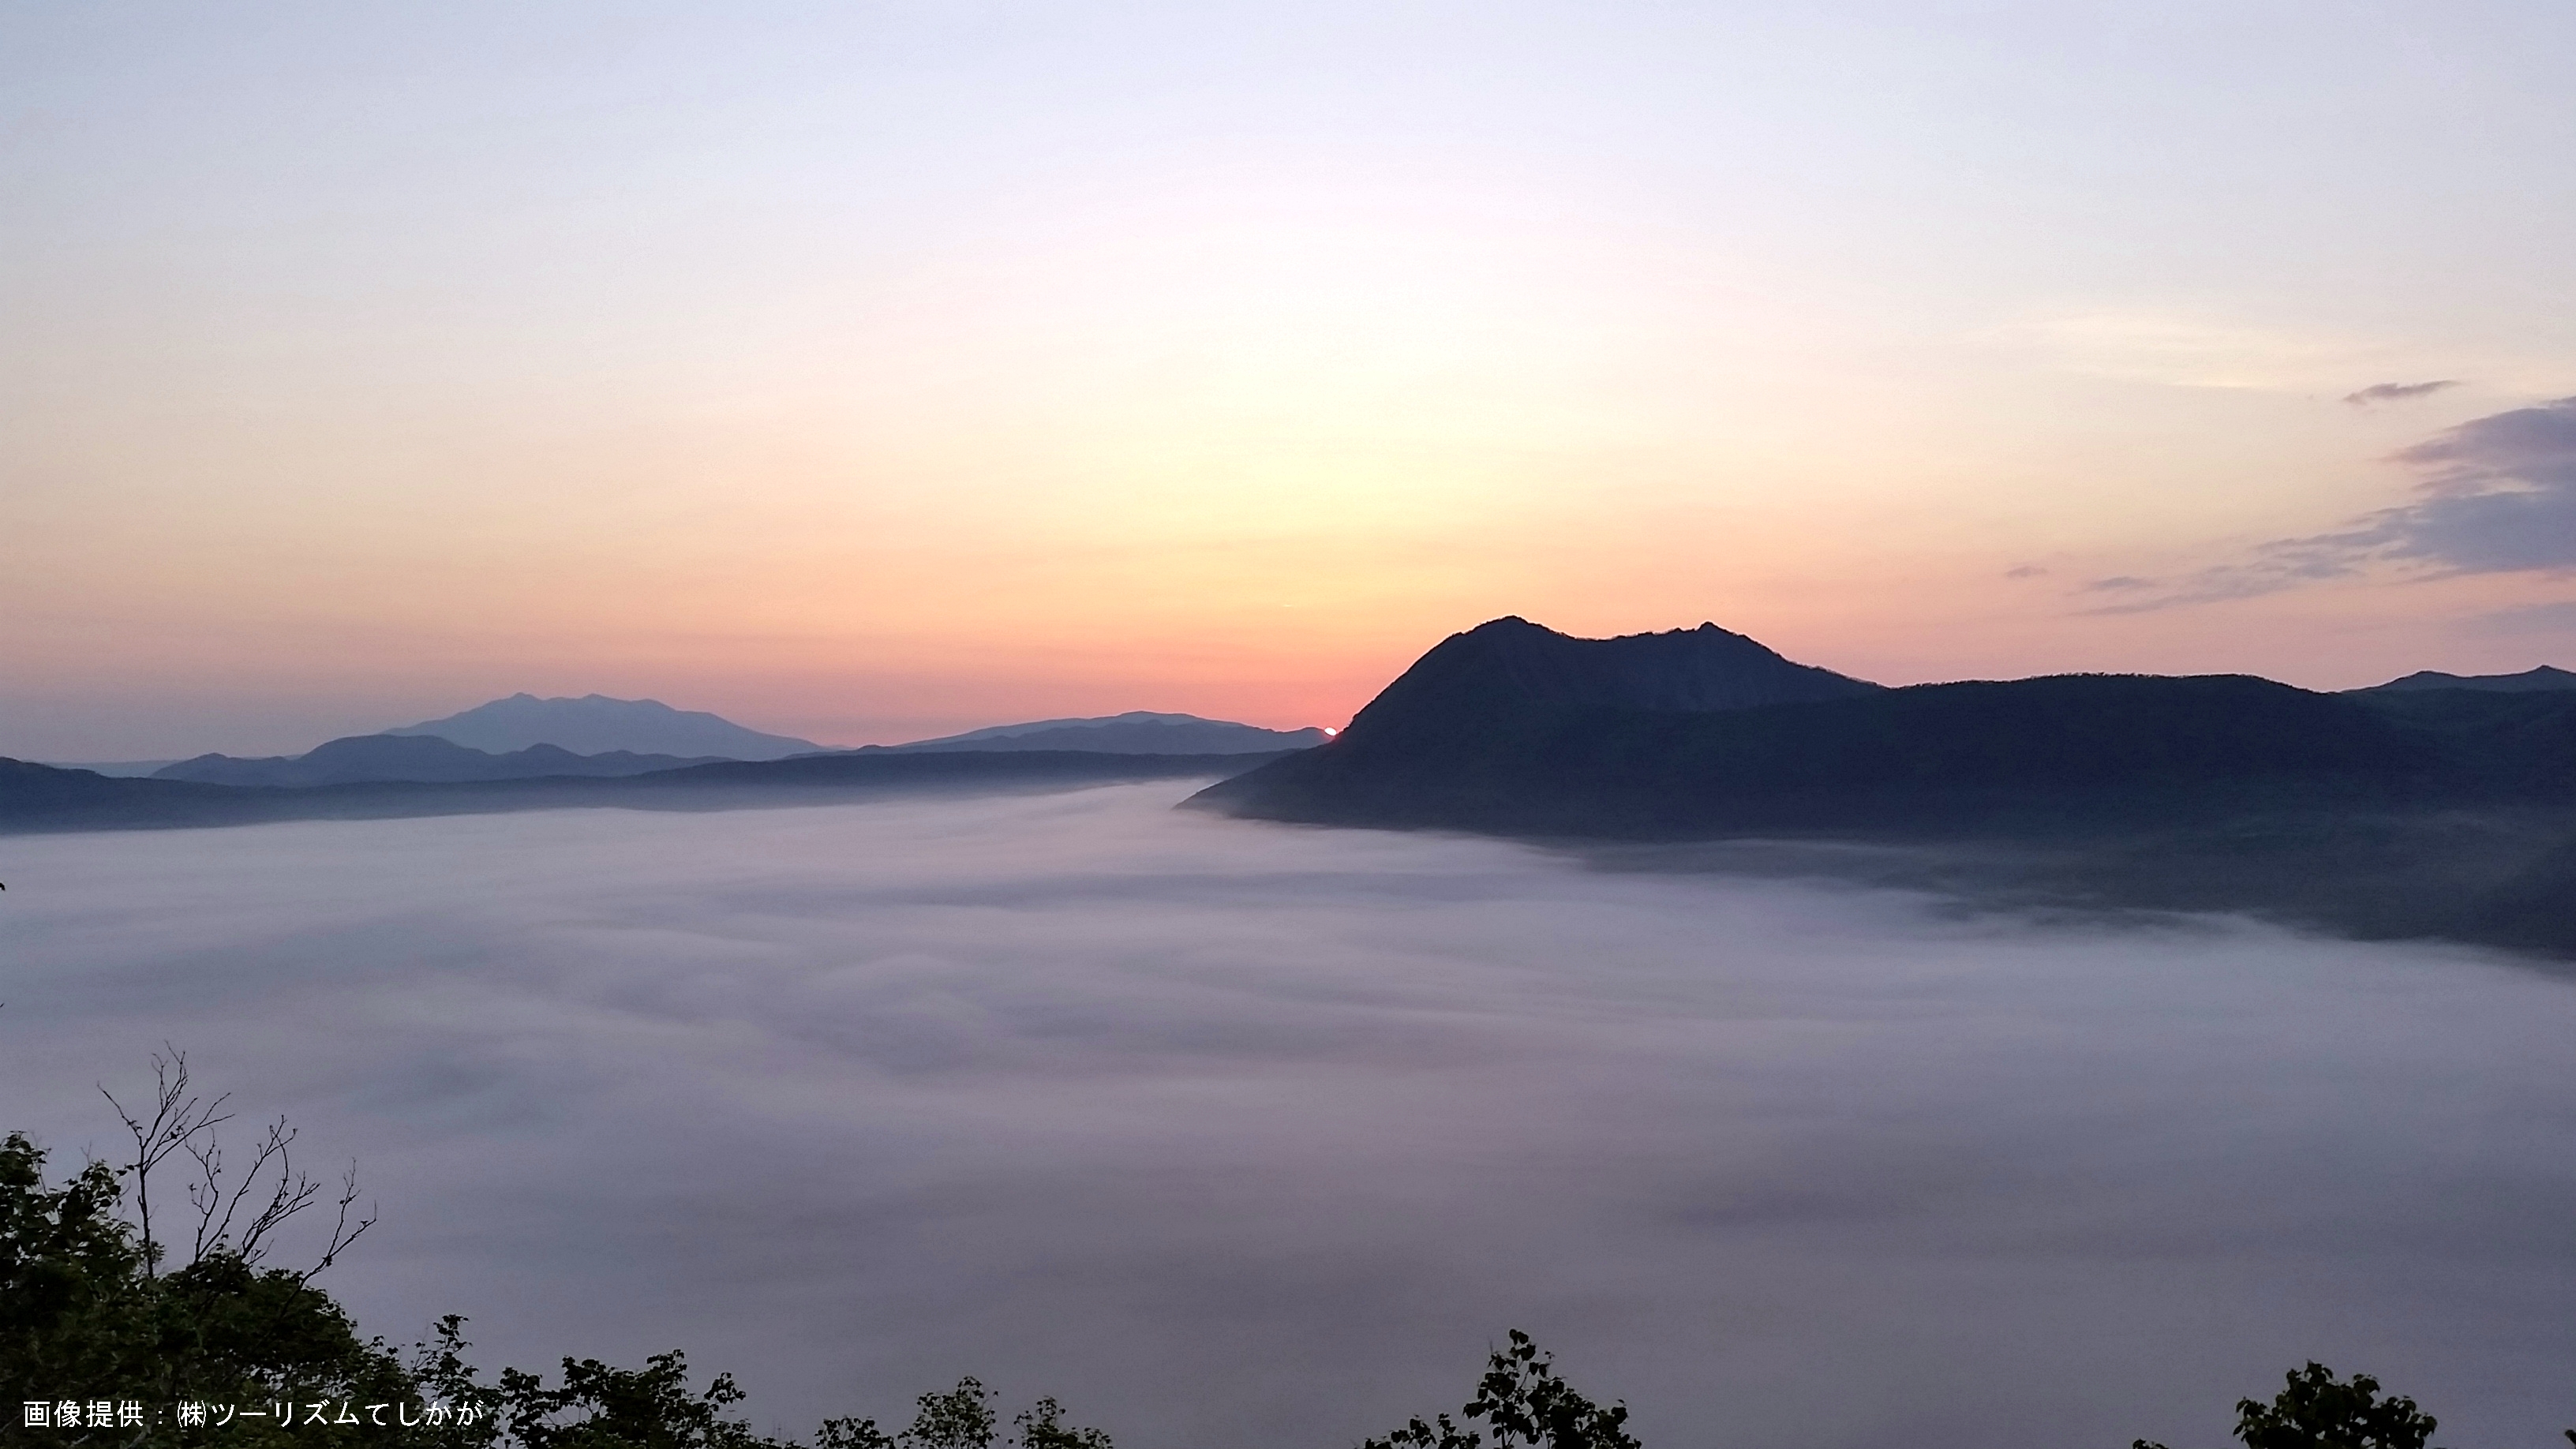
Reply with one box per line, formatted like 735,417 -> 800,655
1344,617 -> 1878,744
1189,617 -> 2576,957
1194,617 -> 2576,831
2359,665 -> 2576,694
387,694 -> 824,759
154,734 -> 725,787
876,712 -> 1328,754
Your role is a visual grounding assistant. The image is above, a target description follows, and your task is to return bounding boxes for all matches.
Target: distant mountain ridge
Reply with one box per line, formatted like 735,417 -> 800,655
389,694 -> 824,760
2,749 -> 1293,835
155,734 -> 726,788
876,711 -> 1329,754
2360,665 -> 2576,694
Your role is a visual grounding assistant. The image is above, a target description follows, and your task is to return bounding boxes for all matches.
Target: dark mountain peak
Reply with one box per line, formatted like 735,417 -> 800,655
1341,616 -> 1880,747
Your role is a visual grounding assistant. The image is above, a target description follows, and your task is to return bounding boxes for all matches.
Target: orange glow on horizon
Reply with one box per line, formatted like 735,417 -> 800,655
6,6 -> 2571,759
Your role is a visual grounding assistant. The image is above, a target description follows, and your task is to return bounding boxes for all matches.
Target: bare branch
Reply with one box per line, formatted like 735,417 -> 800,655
185,1136 -> 224,1264
186,1115 -> 308,1263
313,1159 -> 377,1275
103,1046 -> 382,1278
234,1121 -> 320,1267
99,1045 -> 232,1275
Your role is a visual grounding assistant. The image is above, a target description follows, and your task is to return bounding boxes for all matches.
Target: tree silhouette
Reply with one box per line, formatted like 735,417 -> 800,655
1362,1331 -> 1639,1449
2137,1362 -> 2440,1449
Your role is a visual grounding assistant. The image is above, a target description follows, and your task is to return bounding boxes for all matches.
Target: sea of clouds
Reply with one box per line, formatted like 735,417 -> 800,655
5,782 -> 2574,1448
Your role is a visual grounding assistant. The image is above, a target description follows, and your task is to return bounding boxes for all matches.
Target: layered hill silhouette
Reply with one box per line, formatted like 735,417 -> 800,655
876,711 -> 1328,754
1,750 -> 1289,835
382,694 -> 1320,760
1192,617 -> 2576,956
2359,665 -> 2576,694
389,693 -> 825,759
155,734 -> 727,788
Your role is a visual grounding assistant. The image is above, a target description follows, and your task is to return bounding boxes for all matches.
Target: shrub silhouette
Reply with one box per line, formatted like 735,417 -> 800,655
2137,1362 -> 2440,1449
1361,1330 -> 1638,1449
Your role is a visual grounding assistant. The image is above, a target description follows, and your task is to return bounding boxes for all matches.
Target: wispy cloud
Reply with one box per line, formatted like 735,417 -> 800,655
2082,396 -> 2576,613
2343,380 -> 2460,406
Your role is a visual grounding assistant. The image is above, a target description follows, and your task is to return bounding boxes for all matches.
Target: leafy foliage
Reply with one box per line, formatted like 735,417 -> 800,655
2136,1362 -> 2441,1449
810,1378 -> 1109,1449
1010,1398 -> 1113,1449
2235,1364 -> 2439,1449
0,1133 -> 438,1449
498,1353 -> 777,1449
2,1065 -> 1116,1449
896,1378 -> 994,1449
2,1132 -> 142,1392
1361,1331 -> 1639,1449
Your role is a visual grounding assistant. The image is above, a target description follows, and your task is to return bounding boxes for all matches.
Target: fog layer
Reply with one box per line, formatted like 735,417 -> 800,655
5,785 -> 2572,1447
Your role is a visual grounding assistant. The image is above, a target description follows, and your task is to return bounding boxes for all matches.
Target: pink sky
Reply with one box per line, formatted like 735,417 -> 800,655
6,3 -> 2574,758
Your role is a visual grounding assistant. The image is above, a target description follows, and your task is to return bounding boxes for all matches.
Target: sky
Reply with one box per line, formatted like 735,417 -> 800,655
6,2 -> 2575,758
6,785 -> 2574,1447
